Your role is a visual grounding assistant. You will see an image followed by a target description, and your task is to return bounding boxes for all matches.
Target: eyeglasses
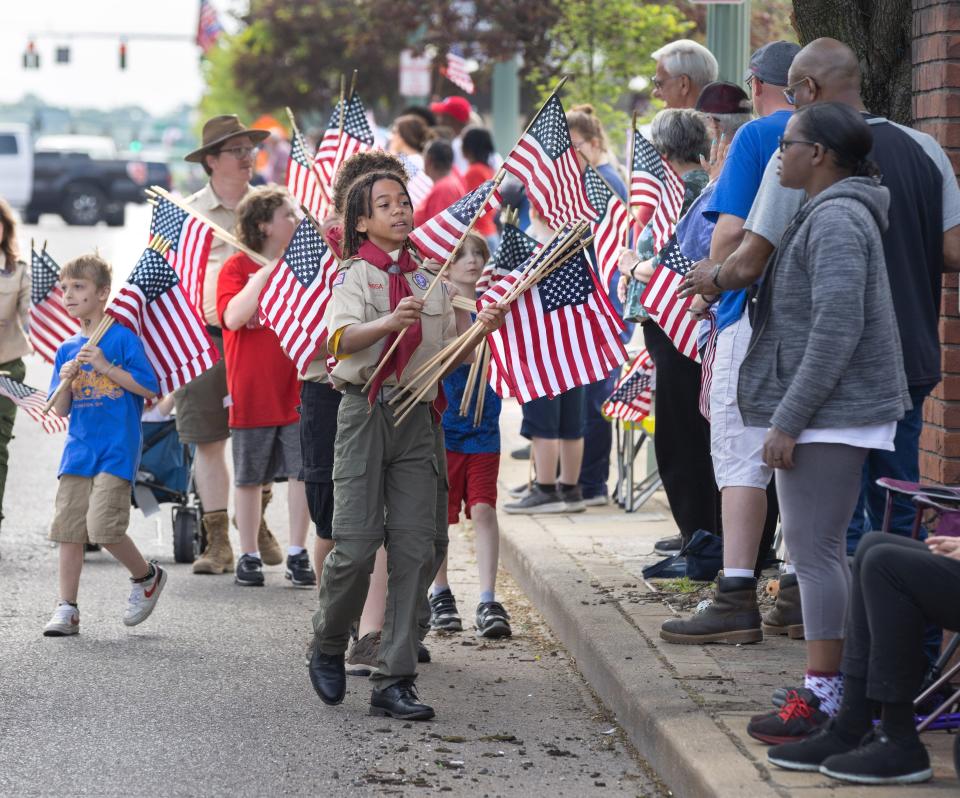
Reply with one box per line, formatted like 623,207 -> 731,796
782,76 -> 817,106
651,74 -> 683,91
218,145 -> 260,160
778,137 -> 819,153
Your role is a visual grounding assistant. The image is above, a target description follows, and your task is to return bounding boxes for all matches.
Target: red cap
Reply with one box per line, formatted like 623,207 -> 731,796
429,96 -> 471,124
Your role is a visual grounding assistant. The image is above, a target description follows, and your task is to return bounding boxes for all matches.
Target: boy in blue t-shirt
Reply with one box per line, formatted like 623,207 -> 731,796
428,234 -> 512,639
42,254 -> 165,637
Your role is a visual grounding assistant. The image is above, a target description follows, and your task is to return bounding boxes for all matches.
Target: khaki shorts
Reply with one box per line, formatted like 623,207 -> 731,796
49,473 -> 132,545
173,334 -> 229,444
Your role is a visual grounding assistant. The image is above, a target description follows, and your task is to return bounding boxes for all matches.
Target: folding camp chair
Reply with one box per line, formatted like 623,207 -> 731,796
613,415 -> 661,512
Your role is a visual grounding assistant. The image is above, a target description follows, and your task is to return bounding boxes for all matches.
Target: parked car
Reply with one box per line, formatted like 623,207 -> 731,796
0,124 -> 33,210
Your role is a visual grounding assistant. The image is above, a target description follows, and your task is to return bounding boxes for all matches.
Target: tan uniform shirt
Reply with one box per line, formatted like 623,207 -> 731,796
0,257 -> 31,364
185,182 -> 251,326
300,354 -> 329,383
326,256 -> 456,402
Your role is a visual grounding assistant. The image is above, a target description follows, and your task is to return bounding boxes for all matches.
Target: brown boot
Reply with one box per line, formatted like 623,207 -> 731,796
256,488 -> 283,566
192,510 -> 233,574
659,574 -> 763,644
762,572 -> 805,639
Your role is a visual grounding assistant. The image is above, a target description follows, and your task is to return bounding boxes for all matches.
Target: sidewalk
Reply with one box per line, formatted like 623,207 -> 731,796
493,400 -> 959,798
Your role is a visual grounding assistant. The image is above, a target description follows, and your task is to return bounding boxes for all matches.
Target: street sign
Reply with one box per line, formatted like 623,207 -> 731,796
400,49 -> 432,98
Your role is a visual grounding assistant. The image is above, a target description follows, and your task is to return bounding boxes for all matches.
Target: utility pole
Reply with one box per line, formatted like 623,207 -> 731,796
703,0 -> 752,84
491,56 -> 520,158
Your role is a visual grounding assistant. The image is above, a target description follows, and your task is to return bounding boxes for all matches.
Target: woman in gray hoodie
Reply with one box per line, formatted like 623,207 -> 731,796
738,103 -> 911,737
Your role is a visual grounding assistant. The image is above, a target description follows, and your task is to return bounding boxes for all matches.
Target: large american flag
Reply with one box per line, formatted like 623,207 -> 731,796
408,180 -> 502,263
258,218 -> 339,375
442,47 -> 475,95
0,375 -> 68,433
398,154 -> 433,209
287,125 -> 329,221
640,235 -> 700,361
583,165 -> 629,291
479,249 -> 627,402
602,349 -> 654,423
629,132 -> 684,252
476,222 -> 541,295
28,247 -> 80,364
106,248 -> 220,395
149,197 -> 214,317
502,94 -> 593,229
314,93 -> 375,202
196,0 -> 223,54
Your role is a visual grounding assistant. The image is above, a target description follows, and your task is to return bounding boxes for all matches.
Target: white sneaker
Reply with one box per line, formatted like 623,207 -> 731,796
123,563 -> 167,627
583,494 -> 609,507
43,602 -> 80,636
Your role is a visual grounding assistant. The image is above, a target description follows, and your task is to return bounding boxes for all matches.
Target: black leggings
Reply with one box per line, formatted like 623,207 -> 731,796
844,532 -> 960,703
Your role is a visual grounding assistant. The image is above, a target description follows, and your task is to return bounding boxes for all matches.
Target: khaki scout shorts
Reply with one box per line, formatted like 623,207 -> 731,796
173,334 -> 229,444
49,473 -> 132,545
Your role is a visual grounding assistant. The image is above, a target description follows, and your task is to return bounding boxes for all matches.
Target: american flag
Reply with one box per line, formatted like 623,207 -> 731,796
398,154 -> 433,209
479,249 -> 627,402
0,375 -> 68,434
442,47 -> 475,95
602,349 -> 654,423
408,180 -> 502,263
287,125 -> 329,221
476,222 -> 540,294
640,235 -> 700,361
314,93 -> 375,203
106,248 -> 220,395
149,197 -> 214,317
28,248 -> 80,364
258,218 -> 340,375
196,0 -> 223,55
698,316 -> 719,420
630,132 -> 685,252
502,94 -> 594,229
583,165 -> 629,291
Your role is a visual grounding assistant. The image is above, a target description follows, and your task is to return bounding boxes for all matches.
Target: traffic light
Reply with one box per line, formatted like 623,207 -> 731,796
22,41 -> 39,69
56,46 -> 70,64
119,40 -> 127,70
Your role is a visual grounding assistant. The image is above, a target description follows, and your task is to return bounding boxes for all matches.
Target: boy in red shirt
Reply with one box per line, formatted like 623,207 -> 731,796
217,187 -> 315,587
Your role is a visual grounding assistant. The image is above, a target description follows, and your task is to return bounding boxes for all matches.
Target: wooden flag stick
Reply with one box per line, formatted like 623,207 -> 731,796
459,339 -> 483,416
348,69 -> 358,102
473,342 -> 491,427
146,186 -> 269,266
625,110 -> 637,248
337,74 -> 346,137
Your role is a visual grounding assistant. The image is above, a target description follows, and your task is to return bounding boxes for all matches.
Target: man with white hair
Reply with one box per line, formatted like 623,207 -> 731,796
651,39 -> 719,109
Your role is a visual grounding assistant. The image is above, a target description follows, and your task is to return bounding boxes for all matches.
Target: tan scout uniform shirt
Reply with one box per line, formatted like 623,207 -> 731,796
326,255 -> 456,402
185,182 -> 251,326
0,256 -> 31,363
300,354 -> 329,383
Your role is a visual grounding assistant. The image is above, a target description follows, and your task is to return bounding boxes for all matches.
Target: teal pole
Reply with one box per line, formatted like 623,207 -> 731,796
706,0 -> 752,85
491,56 -> 520,156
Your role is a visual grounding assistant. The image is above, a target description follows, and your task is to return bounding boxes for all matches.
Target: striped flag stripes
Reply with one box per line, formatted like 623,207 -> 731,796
0,375 -> 68,433
28,248 -> 80,364
287,125 -> 330,221
582,166 -> 630,290
408,180 -> 502,264
314,93 -> 375,202
602,349 -> 655,423
629,132 -> 685,252
148,197 -> 215,317
639,236 -> 700,361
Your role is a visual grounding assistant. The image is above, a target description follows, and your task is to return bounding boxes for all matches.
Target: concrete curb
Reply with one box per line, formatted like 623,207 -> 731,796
498,515 -> 784,798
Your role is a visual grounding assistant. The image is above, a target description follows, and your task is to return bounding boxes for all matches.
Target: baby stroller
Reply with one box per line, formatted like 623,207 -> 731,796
132,419 -> 203,563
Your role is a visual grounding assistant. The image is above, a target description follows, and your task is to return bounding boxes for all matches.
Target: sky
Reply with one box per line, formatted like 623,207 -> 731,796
0,0 -> 246,113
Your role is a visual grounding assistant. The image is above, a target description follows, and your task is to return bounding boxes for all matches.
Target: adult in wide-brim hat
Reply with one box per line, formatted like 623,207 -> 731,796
185,115 -> 270,163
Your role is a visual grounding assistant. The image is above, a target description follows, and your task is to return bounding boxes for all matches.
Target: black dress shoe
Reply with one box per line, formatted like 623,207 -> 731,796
417,642 -> 431,663
370,680 -> 435,720
309,646 -> 346,705
654,534 -> 682,554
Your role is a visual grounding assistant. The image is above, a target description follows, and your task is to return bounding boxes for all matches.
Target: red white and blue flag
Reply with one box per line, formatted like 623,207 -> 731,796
640,235 -> 700,361
398,153 -> 433,209
106,248 -> 220,395
196,0 -> 223,55
502,94 -> 593,229
0,375 -> 68,433
583,165 -> 629,290
314,93 -> 375,203
602,349 -> 654,423
28,247 -> 80,364
442,46 -> 475,95
408,180 -> 502,264
258,218 -> 340,375
476,222 -> 540,295
287,125 -> 329,221
629,132 -> 684,252
148,197 -> 215,317
479,248 -> 627,402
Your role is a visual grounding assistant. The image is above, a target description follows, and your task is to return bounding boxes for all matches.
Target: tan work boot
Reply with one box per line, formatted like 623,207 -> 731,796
257,488 -> 283,566
192,510 -> 233,574
762,573 -> 805,639
659,574 -> 763,644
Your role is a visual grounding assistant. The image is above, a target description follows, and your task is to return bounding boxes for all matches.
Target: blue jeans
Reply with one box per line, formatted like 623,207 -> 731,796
579,372 -> 618,499
845,384 -> 935,554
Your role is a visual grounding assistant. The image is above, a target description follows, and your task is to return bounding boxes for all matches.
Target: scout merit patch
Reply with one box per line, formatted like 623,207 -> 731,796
413,273 -> 428,290
333,272 -> 346,287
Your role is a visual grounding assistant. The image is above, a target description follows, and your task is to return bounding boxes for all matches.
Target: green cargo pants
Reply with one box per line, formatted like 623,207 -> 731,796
0,358 -> 26,524
313,391 -> 437,689
418,421 -> 449,641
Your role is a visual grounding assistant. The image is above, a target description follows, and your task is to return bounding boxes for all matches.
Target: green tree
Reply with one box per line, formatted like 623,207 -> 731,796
198,37 -> 265,123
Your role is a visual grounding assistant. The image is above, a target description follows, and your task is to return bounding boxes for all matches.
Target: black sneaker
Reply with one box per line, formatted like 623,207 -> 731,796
235,554 -> 264,586
767,720 -> 860,772
820,727 -> 932,785
476,601 -> 512,638
503,484 -> 567,514
654,535 -> 682,554
429,590 -> 463,632
560,484 -> 586,513
510,445 -> 531,461
285,550 -> 317,588
747,688 -> 828,745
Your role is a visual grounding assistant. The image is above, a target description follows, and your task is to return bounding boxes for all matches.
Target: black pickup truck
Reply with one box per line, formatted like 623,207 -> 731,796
24,150 -> 172,227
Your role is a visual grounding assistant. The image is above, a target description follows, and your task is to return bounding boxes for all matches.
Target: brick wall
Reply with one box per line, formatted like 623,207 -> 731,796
914,0 -> 960,485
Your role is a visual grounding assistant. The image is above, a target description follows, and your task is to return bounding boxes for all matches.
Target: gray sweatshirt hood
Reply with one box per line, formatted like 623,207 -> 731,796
798,176 -> 890,234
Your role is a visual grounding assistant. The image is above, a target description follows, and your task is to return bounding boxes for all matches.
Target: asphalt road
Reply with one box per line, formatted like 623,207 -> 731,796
0,208 -> 665,797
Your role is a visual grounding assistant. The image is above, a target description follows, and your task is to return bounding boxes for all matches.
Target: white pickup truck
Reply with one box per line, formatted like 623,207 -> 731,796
0,124 -> 33,210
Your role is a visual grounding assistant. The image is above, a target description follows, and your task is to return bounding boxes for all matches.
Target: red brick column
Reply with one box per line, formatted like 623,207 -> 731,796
914,0 -> 960,485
